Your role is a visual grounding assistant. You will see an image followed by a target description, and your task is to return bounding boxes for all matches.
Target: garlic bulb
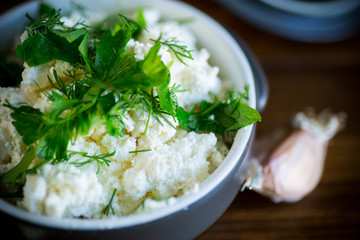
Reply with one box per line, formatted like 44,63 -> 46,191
243,109 -> 346,202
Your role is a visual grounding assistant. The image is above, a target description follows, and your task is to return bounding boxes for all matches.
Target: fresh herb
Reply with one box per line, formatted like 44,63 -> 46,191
118,12 -> 145,36
39,2 -> 56,16
47,69 -> 90,100
0,146 -> 35,184
102,188 -> 117,216
7,6 -> 179,161
129,149 -> 151,154
24,7 -> 63,36
141,88 -> 177,136
16,6 -> 89,67
68,150 -> 114,174
4,88 -> 116,161
5,6 -> 260,173
151,34 -> 195,66
176,90 -> 261,133
136,8 -> 146,30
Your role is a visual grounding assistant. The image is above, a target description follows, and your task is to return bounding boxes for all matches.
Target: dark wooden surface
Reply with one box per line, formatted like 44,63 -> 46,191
182,1 -> 360,240
1,1 -> 360,240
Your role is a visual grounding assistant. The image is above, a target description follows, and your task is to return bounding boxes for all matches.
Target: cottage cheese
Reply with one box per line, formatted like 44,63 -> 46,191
0,9 -> 229,218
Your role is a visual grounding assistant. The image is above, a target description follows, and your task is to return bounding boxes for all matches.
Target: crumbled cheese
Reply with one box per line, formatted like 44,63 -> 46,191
0,8 -> 230,218
0,87 -> 27,173
133,197 -> 178,214
19,164 -> 104,218
123,131 -> 217,199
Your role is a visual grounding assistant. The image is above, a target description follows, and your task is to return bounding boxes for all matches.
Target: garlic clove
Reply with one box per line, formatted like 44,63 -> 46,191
261,129 -> 327,202
243,109 -> 346,203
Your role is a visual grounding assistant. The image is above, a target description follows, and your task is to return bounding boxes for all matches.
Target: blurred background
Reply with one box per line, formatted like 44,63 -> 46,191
1,1 -> 360,239
184,1 -> 360,239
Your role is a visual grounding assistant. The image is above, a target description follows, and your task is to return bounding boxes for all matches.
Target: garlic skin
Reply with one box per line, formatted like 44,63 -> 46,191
261,129 -> 327,202
243,109 -> 346,203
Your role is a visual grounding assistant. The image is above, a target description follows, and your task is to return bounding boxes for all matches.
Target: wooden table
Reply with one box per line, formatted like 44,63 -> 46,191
2,1 -> 360,239
181,1 -> 360,240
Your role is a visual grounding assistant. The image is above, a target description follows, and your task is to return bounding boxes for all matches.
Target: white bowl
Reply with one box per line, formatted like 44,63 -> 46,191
0,1 -> 266,239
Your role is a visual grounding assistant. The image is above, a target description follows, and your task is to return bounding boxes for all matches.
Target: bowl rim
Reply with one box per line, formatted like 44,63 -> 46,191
0,0 -> 256,230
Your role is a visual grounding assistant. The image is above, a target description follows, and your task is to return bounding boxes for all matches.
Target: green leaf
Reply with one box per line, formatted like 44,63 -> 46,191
16,26 -> 88,66
39,2 -> 55,16
97,92 -> 126,137
176,106 -> 199,131
157,85 -> 178,117
136,8 -> 146,29
16,33 -> 56,66
176,97 -> 261,133
78,32 -> 92,72
140,42 -> 170,87
219,99 -> 261,131
94,29 -> 131,79
48,91 -> 81,119
51,29 -> 88,63
51,28 -> 87,43
104,114 -> 126,137
0,146 -> 35,184
118,13 -> 144,35
107,51 -> 152,90
82,76 -> 108,101
140,42 -> 177,116
4,102 -> 47,145
36,122 -> 72,160
68,150 -> 114,174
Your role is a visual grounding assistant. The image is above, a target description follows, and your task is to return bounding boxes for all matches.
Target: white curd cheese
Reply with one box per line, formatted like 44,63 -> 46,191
20,163 -> 104,218
0,87 -> 27,173
0,8 -> 230,218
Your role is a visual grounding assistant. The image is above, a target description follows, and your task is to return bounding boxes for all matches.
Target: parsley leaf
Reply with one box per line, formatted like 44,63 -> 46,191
106,51 -> 151,90
176,93 -> 261,133
140,42 -> 169,87
139,42 -> 178,116
78,32 -> 92,73
4,101 -> 47,145
16,33 -> 56,67
136,8 -> 146,30
51,28 -> 88,44
94,29 -> 132,79
16,7 -> 89,67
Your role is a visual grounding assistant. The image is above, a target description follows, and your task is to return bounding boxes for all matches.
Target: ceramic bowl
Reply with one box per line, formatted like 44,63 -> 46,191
0,1 -> 268,239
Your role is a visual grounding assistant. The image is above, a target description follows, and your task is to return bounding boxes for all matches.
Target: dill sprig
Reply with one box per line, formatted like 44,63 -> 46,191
102,188 -> 117,216
25,8 -> 63,36
129,149 -> 151,154
48,69 -> 90,100
151,34 -> 195,66
141,88 -> 177,135
68,150 -> 115,174
118,13 -> 145,33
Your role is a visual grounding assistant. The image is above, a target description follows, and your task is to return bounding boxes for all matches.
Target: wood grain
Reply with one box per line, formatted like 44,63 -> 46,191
182,1 -> 360,239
